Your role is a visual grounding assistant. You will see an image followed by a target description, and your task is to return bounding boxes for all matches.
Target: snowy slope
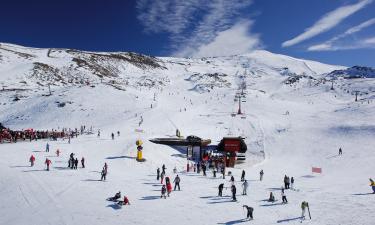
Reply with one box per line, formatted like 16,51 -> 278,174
0,43 -> 374,225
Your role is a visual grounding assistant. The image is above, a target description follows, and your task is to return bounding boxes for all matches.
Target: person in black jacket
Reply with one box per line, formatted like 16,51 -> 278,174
241,170 -> 245,181
218,183 -> 224,197
157,168 -> 160,180
231,184 -> 237,201
243,205 -> 254,219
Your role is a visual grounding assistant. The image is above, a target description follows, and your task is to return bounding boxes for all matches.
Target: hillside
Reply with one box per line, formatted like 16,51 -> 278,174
0,43 -> 374,225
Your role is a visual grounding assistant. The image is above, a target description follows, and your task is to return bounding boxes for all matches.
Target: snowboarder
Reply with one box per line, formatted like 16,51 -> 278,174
56,149 -> 60,157
281,188 -> 288,204
101,168 -> 107,181
46,143 -> 49,152
111,133 -> 114,140
370,178 -> 375,193
74,158 -> 78,169
161,185 -> 167,199
29,155 -> 35,167
243,205 -> 254,220
231,184 -> 237,201
339,147 -> 342,155
260,169 -> 264,181
81,157 -> 85,168
242,180 -> 249,195
45,158 -> 52,171
269,192 -> 275,202
241,170 -> 245,181
173,175 -> 181,191
301,201 -> 310,220
218,183 -> 224,197
157,168 -> 160,180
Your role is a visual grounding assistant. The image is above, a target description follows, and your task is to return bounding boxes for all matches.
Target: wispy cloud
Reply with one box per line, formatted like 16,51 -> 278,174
176,20 -> 261,57
136,0 -> 260,57
308,18 -> 375,51
282,0 -> 373,48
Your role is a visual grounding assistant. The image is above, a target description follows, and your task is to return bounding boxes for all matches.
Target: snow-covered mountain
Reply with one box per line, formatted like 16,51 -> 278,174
1,43 -> 375,225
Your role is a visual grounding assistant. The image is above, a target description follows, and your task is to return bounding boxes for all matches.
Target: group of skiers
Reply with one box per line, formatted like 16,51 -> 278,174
283,175 -> 294,190
68,152 -> 85,170
157,164 -> 181,199
108,191 -> 130,206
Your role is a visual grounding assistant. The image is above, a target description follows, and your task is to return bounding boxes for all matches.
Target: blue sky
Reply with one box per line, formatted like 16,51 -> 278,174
0,0 -> 374,66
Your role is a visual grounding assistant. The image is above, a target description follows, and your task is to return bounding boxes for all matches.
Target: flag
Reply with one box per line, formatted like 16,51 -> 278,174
312,167 -> 322,173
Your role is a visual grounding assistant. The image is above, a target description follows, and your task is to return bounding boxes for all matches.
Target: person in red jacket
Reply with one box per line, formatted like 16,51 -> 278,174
29,155 -> 35,167
123,196 -> 130,205
45,158 -> 52,171
166,177 -> 172,197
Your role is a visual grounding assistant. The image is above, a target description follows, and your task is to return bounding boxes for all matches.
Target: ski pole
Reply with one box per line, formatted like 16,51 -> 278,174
307,206 -> 311,219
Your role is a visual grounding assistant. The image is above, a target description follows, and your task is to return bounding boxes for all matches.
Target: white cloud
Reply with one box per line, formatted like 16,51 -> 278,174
176,20 -> 261,57
282,0 -> 373,47
364,36 -> 375,44
308,18 -> 375,51
136,0 -> 259,57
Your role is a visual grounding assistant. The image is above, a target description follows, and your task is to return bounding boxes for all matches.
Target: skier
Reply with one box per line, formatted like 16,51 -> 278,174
291,177 -> 295,190
281,188 -> 288,204
173,175 -> 181,191
241,170 -> 245,181
162,164 -> 166,174
45,158 -> 52,171
81,157 -> 85,168
231,184 -> 237,201
56,149 -> 60,157
286,176 -> 290,189
339,147 -> 342,155
103,162 -> 108,173
119,196 -> 130,205
29,155 -> 35,167
242,180 -> 249,195
111,133 -> 114,140
301,201 -> 309,220
213,167 -> 217,178
202,163 -> 206,176
101,168 -> 107,181
157,168 -> 160,180
370,178 -> 375,193
230,175 -> 235,185
160,171 -> 165,184
243,205 -> 254,220
268,192 -> 275,202
284,175 -> 288,189
166,180 -> 172,197
109,191 -> 121,201
260,169 -> 264,181
46,143 -> 49,152
97,130 -> 100,137
173,166 -> 177,174
161,185 -> 167,199
218,183 -> 224,197
117,131 -> 120,137
74,158 -> 78,169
